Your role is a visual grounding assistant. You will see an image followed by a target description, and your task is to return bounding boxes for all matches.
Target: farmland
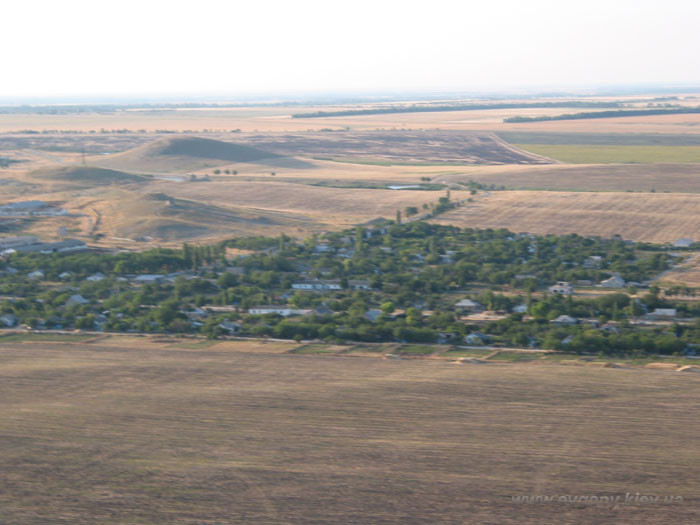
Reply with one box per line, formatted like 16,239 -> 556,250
0,340 -> 698,524
513,144 -> 700,164
432,191 -> 700,243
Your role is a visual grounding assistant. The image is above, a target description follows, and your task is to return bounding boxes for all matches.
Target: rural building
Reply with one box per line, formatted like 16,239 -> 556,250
551,314 -> 578,326
548,282 -> 573,295
454,299 -> 484,314
672,238 -> 694,248
133,274 -> 166,284
363,309 -> 384,322
248,305 -> 312,317
583,255 -> 603,268
647,308 -> 677,320
66,294 -> 89,307
0,236 -> 40,252
464,332 -> 487,345
9,239 -> 87,255
599,276 -> 626,288
219,321 -> 242,333
27,270 -> 44,280
512,304 -> 528,314
0,313 -> 18,327
0,200 -> 67,218
86,272 -> 106,282
348,279 -> 372,290
291,280 -> 341,291
58,271 -> 72,280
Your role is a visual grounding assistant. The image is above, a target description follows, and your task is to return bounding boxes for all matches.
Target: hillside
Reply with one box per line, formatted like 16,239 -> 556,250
93,136 -> 312,173
26,165 -> 146,187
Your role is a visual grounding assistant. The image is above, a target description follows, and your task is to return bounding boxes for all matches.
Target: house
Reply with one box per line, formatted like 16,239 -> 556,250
133,274 -> 166,284
672,238 -> 694,248
548,281 -> 573,295
647,308 -> 677,320
248,306 -> 312,317
66,294 -> 89,307
363,309 -> 384,322
219,321 -> 242,333
314,243 -> 331,253
464,332 -> 487,345
551,314 -> 578,326
291,280 -> 341,291
454,299 -> 483,314
58,271 -> 72,280
583,255 -> 603,268
561,335 -> 575,345
599,275 -> 625,288
0,236 -> 40,252
348,279 -> 371,290
314,304 -> 333,316
0,313 -> 18,327
600,322 -> 620,333
512,304 -> 528,314
86,272 -> 106,282
27,270 -> 44,280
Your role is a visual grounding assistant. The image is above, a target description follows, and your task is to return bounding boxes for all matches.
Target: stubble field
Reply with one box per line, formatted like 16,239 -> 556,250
0,341 -> 699,524
433,191 -> 700,243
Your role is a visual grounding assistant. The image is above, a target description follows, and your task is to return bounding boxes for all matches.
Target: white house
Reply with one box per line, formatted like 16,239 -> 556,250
219,321 -> 242,333
133,274 -> 166,284
647,308 -> 677,320
248,306 -> 312,317
599,276 -> 625,288
86,272 -> 106,282
454,299 -> 483,314
512,304 -> 528,314
58,271 -> 72,280
27,270 -> 44,280
672,238 -> 694,248
0,313 -> 18,327
348,279 -> 371,290
548,282 -> 573,295
551,314 -> 578,326
291,280 -> 341,291
66,294 -> 89,307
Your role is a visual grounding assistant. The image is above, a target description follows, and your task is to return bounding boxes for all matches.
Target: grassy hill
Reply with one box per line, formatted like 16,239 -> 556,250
27,166 -> 146,187
93,136 -> 313,173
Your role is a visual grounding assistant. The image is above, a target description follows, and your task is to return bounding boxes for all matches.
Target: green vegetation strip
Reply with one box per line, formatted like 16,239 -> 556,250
514,144 -> 700,164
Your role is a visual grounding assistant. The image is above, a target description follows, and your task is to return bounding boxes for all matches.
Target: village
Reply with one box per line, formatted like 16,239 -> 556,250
0,220 -> 698,356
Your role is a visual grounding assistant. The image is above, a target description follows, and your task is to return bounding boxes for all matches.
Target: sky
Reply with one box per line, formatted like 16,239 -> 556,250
3,0 -> 700,101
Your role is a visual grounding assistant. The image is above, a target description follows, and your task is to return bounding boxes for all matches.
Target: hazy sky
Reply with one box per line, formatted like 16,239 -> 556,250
4,0 -> 700,100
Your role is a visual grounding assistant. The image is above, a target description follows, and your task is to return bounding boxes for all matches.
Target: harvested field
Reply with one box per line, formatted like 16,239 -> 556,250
145,179 -> 470,226
0,342 -> 698,524
514,144 -> 700,164
433,163 -> 700,193
229,130 -> 553,165
432,191 -> 700,243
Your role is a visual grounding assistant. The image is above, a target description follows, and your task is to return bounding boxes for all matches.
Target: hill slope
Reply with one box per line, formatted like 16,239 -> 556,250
93,136 -> 313,173
27,166 -> 146,187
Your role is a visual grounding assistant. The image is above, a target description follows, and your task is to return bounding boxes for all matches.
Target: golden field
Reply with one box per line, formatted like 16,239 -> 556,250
432,191 -> 700,243
0,339 -> 698,524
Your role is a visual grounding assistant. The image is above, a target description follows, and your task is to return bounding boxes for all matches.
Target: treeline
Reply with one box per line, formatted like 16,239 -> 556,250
504,107 -> 700,123
292,102 -> 623,119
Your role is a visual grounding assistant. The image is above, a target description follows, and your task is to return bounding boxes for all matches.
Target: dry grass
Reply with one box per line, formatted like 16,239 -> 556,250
0,341 -> 698,524
433,163 -> 700,193
144,179 -> 469,227
433,191 -> 700,243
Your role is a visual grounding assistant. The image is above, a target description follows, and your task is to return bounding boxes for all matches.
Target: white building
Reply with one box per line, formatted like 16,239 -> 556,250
548,282 -> 573,295
599,276 -> 626,288
248,306 -> 312,317
454,299 -> 484,314
291,280 -> 342,291
672,238 -> 694,248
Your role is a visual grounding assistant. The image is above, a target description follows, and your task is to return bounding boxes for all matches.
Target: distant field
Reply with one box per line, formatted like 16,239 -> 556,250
514,144 -> 700,164
497,131 -> 700,146
433,163 -> 700,193
433,191 -> 700,243
0,343 -> 697,524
